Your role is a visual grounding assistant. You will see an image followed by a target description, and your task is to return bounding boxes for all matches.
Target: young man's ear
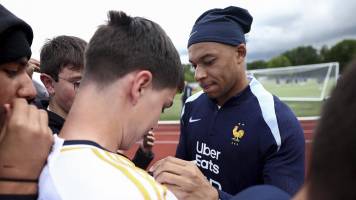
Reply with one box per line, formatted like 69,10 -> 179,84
40,74 -> 55,96
235,43 -> 246,64
130,70 -> 152,105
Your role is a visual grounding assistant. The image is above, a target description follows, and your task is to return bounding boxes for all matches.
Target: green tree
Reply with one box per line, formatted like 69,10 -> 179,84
319,45 -> 329,62
183,64 -> 195,82
247,60 -> 267,70
267,55 -> 292,68
283,46 -> 320,65
323,39 -> 356,72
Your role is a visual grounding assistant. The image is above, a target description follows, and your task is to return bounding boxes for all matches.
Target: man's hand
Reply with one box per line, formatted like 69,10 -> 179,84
28,58 -> 40,69
0,98 -> 53,181
149,156 -> 219,200
140,129 -> 155,153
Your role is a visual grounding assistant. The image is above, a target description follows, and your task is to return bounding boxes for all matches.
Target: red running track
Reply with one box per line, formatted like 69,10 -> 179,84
125,117 -> 318,174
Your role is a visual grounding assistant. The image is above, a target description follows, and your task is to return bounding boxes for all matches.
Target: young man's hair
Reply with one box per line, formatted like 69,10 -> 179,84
40,35 -> 87,81
84,10 -> 184,91
308,59 -> 356,200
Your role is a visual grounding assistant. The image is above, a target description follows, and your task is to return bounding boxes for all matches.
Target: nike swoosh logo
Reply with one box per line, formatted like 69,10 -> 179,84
189,117 -> 201,123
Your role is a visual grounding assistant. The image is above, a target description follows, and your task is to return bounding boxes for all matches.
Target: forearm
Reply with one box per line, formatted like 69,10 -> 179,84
0,181 -> 37,197
0,160 -> 40,198
0,166 -> 39,198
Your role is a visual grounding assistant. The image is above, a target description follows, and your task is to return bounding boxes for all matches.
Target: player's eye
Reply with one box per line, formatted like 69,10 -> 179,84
203,58 -> 215,66
3,69 -> 20,78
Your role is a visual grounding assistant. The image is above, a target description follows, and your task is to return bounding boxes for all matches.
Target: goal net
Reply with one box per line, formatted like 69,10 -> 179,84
248,62 -> 339,117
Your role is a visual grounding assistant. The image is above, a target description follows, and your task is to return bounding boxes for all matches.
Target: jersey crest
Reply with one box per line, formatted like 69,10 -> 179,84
232,123 -> 245,145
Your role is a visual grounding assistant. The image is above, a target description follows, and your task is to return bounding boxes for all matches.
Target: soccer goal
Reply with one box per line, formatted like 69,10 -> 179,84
248,62 -> 339,116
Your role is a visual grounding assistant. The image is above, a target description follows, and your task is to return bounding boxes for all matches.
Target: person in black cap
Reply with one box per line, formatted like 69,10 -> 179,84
150,6 -> 305,200
0,4 -> 53,199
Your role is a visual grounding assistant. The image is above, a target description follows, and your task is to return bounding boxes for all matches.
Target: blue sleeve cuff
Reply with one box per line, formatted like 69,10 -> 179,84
217,189 -> 232,200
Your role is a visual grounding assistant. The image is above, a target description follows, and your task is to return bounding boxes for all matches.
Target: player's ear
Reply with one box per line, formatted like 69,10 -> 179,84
130,70 -> 153,105
40,73 -> 55,96
235,43 -> 246,64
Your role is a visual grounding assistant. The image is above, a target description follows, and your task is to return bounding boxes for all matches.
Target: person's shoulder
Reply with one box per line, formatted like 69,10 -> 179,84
230,185 -> 291,200
32,98 -> 48,109
248,77 -> 299,127
181,90 -> 206,118
41,144 -> 173,199
185,90 -> 205,104
46,110 -> 64,133
273,96 -> 294,113
273,96 -> 302,129
248,77 -> 279,113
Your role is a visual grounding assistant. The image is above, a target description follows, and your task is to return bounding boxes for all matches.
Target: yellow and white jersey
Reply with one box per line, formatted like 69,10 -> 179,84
39,135 -> 176,200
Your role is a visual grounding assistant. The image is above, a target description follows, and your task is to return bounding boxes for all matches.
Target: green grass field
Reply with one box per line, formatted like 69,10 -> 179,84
159,80 -> 334,120
284,101 -> 324,117
260,79 -> 335,98
160,93 -> 183,121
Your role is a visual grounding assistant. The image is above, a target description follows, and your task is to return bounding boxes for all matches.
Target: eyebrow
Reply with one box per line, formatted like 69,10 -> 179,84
68,75 -> 82,80
13,59 -> 29,71
19,57 -> 28,63
189,53 -> 215,64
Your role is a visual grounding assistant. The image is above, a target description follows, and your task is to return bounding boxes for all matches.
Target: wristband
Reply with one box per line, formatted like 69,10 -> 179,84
0,177 -> 38,183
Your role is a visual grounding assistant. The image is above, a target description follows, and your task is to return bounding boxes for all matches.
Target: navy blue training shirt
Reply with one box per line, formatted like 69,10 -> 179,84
176,76 -> 305,199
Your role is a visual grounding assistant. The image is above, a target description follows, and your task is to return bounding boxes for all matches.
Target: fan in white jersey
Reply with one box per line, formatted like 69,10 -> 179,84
38,9 -> 184,200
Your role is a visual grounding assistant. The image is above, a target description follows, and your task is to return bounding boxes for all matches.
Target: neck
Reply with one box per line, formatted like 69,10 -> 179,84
48,100 -> 67,119
216,72 -> 249,106
60,84 -> 126,152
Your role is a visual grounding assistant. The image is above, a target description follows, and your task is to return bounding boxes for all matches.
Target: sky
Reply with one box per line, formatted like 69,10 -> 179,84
2,0 -> 356,64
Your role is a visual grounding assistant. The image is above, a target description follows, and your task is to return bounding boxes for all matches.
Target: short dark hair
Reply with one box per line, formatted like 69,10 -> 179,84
40,35 -> 87,81
84,10 -> 184,91
308,59 -> 356,200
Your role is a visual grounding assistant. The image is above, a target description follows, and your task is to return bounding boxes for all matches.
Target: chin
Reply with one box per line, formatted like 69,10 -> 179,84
119,144 -> 130,151
205,91 -> 220,99
119,140 -> 134,151
123,137 -> 140,150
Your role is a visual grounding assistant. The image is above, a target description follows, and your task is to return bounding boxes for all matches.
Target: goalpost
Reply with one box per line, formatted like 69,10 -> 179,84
248,62 -> 339,116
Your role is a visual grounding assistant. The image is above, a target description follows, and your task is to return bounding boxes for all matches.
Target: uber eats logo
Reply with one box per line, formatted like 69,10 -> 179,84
195,141 -> 220,174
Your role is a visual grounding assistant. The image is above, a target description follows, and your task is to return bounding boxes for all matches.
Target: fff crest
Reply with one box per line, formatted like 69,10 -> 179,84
231,123 -> 245,146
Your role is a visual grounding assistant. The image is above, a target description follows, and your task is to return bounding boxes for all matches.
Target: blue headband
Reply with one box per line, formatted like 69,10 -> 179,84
188,6 -> 253,48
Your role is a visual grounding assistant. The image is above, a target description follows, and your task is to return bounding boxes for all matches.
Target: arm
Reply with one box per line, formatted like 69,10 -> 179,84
0,98 -> 53,196
150,156 -> 219,200
26,58 -> 40,77
176,124 -> 234,200
263,110 -> 305,195
132,130 -> 155,169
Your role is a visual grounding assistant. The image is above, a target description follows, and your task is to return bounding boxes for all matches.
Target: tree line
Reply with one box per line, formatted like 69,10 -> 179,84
247,39 -> 356,72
